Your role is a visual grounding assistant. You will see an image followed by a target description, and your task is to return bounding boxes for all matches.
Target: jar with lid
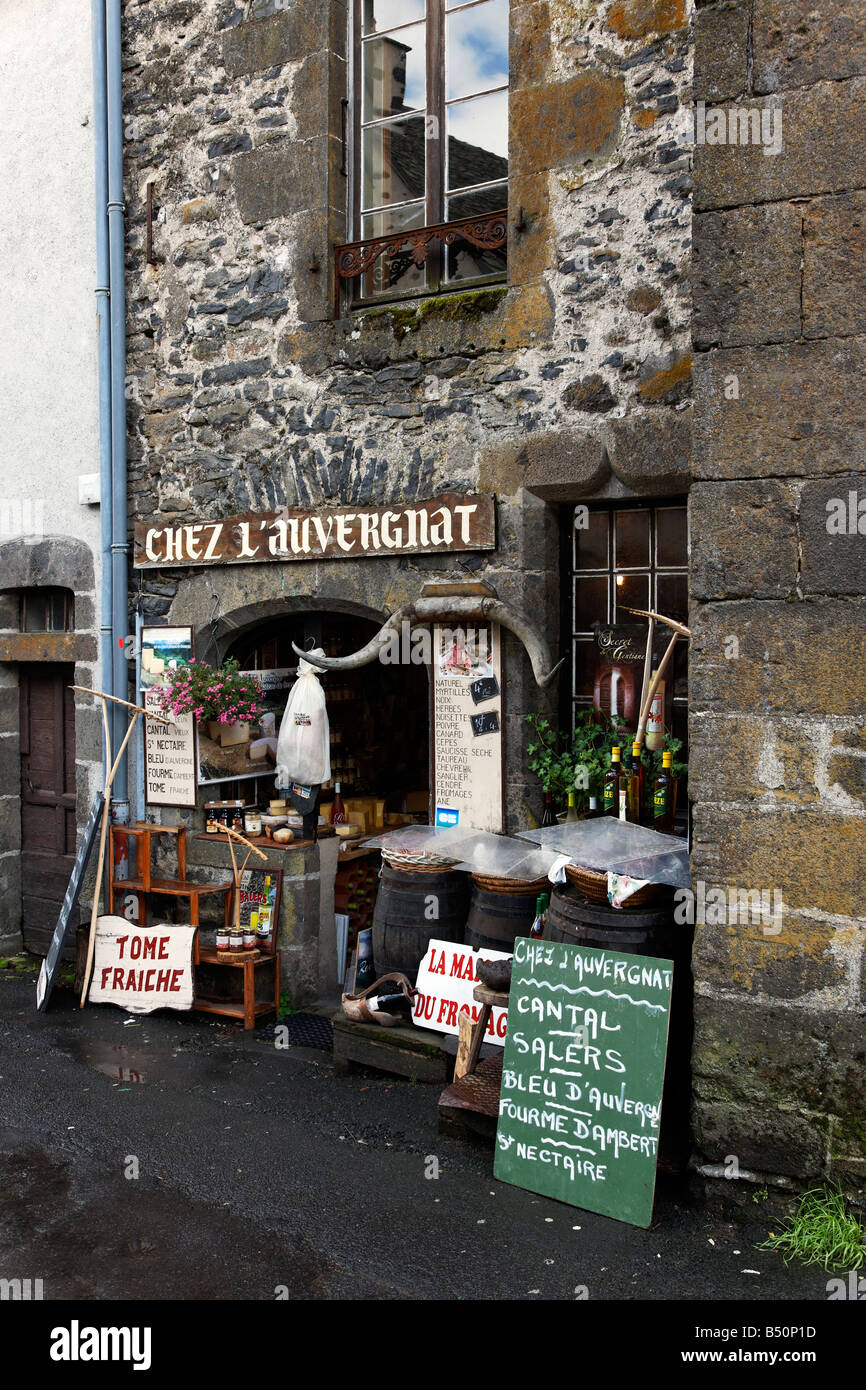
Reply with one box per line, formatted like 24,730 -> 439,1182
227,923 -> 243,952
242,918 -> 257,950
216,923 -> 229,952
244,807 -> 262,837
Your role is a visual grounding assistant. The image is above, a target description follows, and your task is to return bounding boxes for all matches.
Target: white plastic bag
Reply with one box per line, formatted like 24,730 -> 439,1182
274,652 -> 331,787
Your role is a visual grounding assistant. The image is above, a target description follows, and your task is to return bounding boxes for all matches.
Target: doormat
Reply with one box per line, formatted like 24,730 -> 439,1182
261,1012 -> 334,1051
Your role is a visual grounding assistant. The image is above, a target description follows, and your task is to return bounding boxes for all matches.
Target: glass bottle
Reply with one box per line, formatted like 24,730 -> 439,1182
565,791 -> 579,822
331,782 -> 346,825
541,792 -> 556,827
653,750 -> 675,831
618,748 -> 633,823
630,741 -> 645,823
529,892 -> 550,940
603,747 -> 621,817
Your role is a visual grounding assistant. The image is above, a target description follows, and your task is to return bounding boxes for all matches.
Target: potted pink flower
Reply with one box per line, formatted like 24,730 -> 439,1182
158,658 -> 264,748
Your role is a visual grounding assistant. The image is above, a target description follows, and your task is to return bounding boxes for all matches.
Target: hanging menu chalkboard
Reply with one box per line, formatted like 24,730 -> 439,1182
494,936 -> 673,1229
432,623 -> 503,833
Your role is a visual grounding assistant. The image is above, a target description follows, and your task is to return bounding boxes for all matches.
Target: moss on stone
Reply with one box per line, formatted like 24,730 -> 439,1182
359,287 -> 508,339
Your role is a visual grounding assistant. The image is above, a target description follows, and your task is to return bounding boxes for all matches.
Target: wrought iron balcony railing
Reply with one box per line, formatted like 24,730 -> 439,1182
334,208 -> 508,315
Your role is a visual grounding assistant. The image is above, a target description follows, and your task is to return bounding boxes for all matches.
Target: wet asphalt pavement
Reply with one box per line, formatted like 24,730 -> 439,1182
0,968 -> 839,1303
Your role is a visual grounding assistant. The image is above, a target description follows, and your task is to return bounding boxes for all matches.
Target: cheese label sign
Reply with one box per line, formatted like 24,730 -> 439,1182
87,918 -> 195,1014
413,938 -> 512,1045
494,937 -> 673,1228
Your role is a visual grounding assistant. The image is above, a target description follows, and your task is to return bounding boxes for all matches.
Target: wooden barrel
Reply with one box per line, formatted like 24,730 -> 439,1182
372,864 -> 469,979
545,886 -> 676,960
465,883 -> 540,954
545,884 -> 692,1173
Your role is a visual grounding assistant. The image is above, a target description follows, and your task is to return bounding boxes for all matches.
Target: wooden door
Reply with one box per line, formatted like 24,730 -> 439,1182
19,665 -> 77,954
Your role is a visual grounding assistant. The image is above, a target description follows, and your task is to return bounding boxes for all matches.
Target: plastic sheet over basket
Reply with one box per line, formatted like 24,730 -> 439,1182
517,820 -> 691,888
361,826 -> 562,880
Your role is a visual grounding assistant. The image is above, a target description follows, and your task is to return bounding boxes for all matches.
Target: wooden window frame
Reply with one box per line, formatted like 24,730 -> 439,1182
340,0 -> 509,313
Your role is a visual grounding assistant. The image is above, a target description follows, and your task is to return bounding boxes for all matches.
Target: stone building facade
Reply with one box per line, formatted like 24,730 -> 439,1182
0,0 -> 103,956
119,0 -> 863,1196
690,0 -> 866,1197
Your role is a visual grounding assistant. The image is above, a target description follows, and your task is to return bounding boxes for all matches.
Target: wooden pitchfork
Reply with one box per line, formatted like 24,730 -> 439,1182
218,824 -> 268,932
620,607 -> 692,750
70,685 -> 173,1007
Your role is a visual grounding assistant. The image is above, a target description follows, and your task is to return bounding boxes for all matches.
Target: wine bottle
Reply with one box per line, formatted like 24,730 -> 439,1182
565,791 -> 579,823
541,792 -> 556,827
331,781 -> 346,825
653,750 -> 675,831
630,741 -> 645,823
603,747 -> 621,817
618,748 -> 632,822
529,892 -> 550,940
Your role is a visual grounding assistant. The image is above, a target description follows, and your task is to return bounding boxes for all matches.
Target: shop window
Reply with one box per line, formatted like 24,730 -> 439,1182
222,612 -> 430,814
567,503 -> 689,758
19,588 -> 74,633
337,0 -> 509,310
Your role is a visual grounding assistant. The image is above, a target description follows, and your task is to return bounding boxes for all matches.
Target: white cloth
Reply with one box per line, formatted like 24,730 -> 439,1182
547,854 -> 571,885
274,651 -> 331,786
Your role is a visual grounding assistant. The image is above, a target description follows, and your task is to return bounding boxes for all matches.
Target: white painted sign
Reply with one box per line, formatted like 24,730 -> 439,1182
87,917 -> 195,1014
413,938 -> 511,1046
143,686 -> 197,807
432,623 -> 504,834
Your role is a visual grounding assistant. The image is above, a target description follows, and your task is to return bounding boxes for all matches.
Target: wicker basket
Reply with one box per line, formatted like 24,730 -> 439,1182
471,873 -> 551,895
564,863 -> 661,909
382,850 -> 458,873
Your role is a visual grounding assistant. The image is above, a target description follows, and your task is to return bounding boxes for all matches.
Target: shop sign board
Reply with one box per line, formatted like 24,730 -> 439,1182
134,493 -> 496,568
87,918 -> 196,1014
413,938 -> 511,1045
143,687 -> 197,807
494,936 -> 673,1229
140,625 -> 197,808
432,623 -> 503,834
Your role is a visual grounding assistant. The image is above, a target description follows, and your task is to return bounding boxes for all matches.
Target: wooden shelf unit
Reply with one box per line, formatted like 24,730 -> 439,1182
109,822 -> 278,1030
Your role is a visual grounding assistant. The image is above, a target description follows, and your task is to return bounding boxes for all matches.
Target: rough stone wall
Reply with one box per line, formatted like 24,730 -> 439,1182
121,0 -> 694,997
690,1 -> 866,1196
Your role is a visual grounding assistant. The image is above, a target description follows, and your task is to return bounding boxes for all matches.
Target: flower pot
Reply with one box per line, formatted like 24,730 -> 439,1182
219,721 -> 250,748
205,721 -> 222,743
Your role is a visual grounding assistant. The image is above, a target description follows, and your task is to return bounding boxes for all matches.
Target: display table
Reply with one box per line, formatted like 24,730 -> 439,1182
331,1012 -> 450,1083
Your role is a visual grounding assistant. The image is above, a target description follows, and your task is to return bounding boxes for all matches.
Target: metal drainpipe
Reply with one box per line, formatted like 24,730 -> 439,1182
106,0 -> 129,822
92,0 -> 113,769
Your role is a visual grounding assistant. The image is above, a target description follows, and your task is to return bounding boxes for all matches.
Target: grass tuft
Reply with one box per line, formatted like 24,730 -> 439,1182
758,1183 -> 865,1272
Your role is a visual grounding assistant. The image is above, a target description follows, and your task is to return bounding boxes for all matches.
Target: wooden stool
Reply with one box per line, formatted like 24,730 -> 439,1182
193,945 -> 280,1032
454,984 -> 509,1079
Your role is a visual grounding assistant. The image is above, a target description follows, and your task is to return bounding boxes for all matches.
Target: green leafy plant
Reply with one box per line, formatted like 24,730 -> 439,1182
758,1184 -> 865,1272
278,989 -> 297,1019
526,710 -> 629,813
158,657 -> 264,726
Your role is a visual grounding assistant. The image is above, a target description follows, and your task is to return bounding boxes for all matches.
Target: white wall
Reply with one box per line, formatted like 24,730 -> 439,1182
0,0 -> 100,566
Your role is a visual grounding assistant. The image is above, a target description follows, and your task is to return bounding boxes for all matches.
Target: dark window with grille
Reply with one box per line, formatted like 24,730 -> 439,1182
568,503 -> 689,755
19,588 -> 74,633
348,0 -> 509,303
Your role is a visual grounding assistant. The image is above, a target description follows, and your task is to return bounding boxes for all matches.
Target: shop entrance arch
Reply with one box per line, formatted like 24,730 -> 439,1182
219,606 -> 430,817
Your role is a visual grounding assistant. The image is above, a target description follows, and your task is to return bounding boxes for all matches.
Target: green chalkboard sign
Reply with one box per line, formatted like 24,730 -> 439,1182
494,936 -> 673,1229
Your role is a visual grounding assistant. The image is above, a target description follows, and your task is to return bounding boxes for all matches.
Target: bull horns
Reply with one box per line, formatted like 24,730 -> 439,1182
292,596 -> 565,689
